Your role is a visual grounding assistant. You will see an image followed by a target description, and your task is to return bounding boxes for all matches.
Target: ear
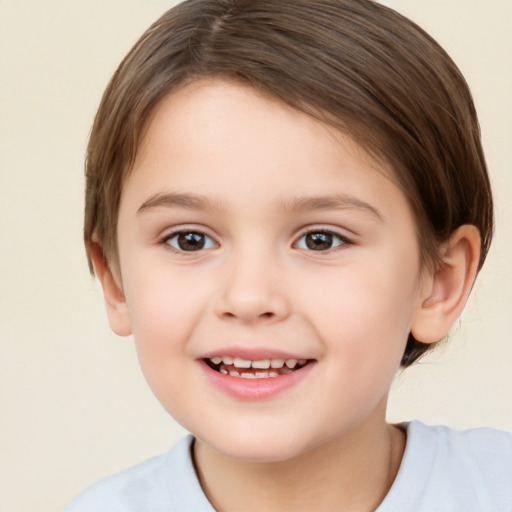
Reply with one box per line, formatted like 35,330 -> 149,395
411,225 -> 481,343
88,242 -> 132,337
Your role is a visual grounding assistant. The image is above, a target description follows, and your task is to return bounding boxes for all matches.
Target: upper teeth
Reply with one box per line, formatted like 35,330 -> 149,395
209,356 -> 306,369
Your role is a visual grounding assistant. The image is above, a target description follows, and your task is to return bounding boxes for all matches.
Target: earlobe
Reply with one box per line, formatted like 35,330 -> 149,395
88,242 -> 133,337
411,225 -> 481,344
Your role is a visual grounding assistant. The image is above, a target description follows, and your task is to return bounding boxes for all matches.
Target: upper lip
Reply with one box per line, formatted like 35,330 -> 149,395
199,347 -> 314,361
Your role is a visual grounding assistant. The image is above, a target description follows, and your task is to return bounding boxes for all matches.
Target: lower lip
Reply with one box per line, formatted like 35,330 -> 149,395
199,360 -> 315,400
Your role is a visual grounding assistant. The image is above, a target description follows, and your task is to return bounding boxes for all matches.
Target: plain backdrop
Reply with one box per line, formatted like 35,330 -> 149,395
0,1 -> 511,510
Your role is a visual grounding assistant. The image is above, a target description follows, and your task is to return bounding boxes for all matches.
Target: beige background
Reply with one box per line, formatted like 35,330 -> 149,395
0,1 -> 510,510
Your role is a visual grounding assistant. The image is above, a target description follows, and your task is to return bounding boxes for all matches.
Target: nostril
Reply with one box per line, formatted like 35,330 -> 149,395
221,311 -> 275,321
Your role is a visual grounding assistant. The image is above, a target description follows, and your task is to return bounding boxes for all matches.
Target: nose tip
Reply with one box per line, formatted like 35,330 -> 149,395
214,263 -> 290,324
217,295 -> 289,324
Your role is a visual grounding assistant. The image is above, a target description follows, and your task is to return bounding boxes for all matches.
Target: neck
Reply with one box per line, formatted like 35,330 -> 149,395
193,413 -> 405,512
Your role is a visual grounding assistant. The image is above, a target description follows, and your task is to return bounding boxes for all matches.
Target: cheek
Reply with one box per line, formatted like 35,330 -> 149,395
303,261 -> 418,361
123,268 -> 208,360
123,272 -> 205,416
308,267 -> 417,423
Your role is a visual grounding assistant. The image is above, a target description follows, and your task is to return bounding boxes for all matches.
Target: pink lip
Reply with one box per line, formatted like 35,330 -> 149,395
198,359 -> 315,401
199,347 -> 308,360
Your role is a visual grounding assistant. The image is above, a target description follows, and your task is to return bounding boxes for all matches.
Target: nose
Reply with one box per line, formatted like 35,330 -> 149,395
214,249 -> 290,324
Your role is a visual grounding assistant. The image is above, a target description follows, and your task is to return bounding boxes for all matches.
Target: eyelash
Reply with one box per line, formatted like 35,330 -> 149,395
159,229 -> 218,253
158,228 -> 353,253
293,229 -> 353,252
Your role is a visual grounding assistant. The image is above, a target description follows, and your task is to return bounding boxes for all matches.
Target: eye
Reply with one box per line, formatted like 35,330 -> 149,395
295,230 -> 349,251
163,231 -> 217,252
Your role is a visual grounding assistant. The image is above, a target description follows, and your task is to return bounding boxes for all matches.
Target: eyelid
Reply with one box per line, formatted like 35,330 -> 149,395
156,224 -> 354,253
293,227 -> 354,251
158,225 -> 219,252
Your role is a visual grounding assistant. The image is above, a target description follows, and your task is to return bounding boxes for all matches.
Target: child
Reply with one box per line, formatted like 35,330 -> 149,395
66,0 -> 511,510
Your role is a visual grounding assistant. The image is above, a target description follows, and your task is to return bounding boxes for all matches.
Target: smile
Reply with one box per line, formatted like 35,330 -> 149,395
205,356 -> 310,379
200,354 -> 316,400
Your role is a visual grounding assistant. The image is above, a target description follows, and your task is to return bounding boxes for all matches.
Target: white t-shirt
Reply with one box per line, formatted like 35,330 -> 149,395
65,421 -> 512,512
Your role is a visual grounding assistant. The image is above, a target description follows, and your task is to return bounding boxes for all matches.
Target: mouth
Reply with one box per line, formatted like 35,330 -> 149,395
204,356 -> 311,379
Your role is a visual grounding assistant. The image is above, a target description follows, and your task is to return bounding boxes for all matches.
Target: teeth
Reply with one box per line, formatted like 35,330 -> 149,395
252,360 -> 270,369
209,356 -> 309,373
220,368 -> 295,379
233,357 -> 252,368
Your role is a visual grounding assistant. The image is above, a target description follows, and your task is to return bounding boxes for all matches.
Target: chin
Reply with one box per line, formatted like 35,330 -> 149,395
197,424 -> 316,463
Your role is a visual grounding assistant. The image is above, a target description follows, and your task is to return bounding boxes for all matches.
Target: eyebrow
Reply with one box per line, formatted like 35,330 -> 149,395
137,191 -> 384,221
283,194 -> 384,221
137,192 -> 226,214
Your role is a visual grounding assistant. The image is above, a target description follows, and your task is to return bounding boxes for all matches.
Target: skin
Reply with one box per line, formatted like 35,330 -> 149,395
92,79 -> 481,511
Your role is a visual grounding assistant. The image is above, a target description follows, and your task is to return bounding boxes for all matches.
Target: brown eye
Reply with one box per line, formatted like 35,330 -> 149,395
296,231 -> 347,251
166,232 -> 216,251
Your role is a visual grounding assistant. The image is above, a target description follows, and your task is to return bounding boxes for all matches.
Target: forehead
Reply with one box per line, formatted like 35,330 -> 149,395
121,79 -> 409,224
133,79 -> 392,185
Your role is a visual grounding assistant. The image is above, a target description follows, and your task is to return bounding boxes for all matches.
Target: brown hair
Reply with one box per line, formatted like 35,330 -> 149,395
84,0 -> 493,366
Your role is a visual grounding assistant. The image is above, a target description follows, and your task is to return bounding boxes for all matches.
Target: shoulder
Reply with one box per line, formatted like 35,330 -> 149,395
379,421 -> 512,512
408,420 -> 512,473
64,436 -> 214,512
408,421 -> 512,476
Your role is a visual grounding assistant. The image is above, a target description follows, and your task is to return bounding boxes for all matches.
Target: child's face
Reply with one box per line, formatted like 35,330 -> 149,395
114,79 -> 430,462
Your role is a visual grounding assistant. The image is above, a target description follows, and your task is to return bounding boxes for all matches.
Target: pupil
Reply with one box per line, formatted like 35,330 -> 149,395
178,232 -> 205,251
306,232 -> 332,250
